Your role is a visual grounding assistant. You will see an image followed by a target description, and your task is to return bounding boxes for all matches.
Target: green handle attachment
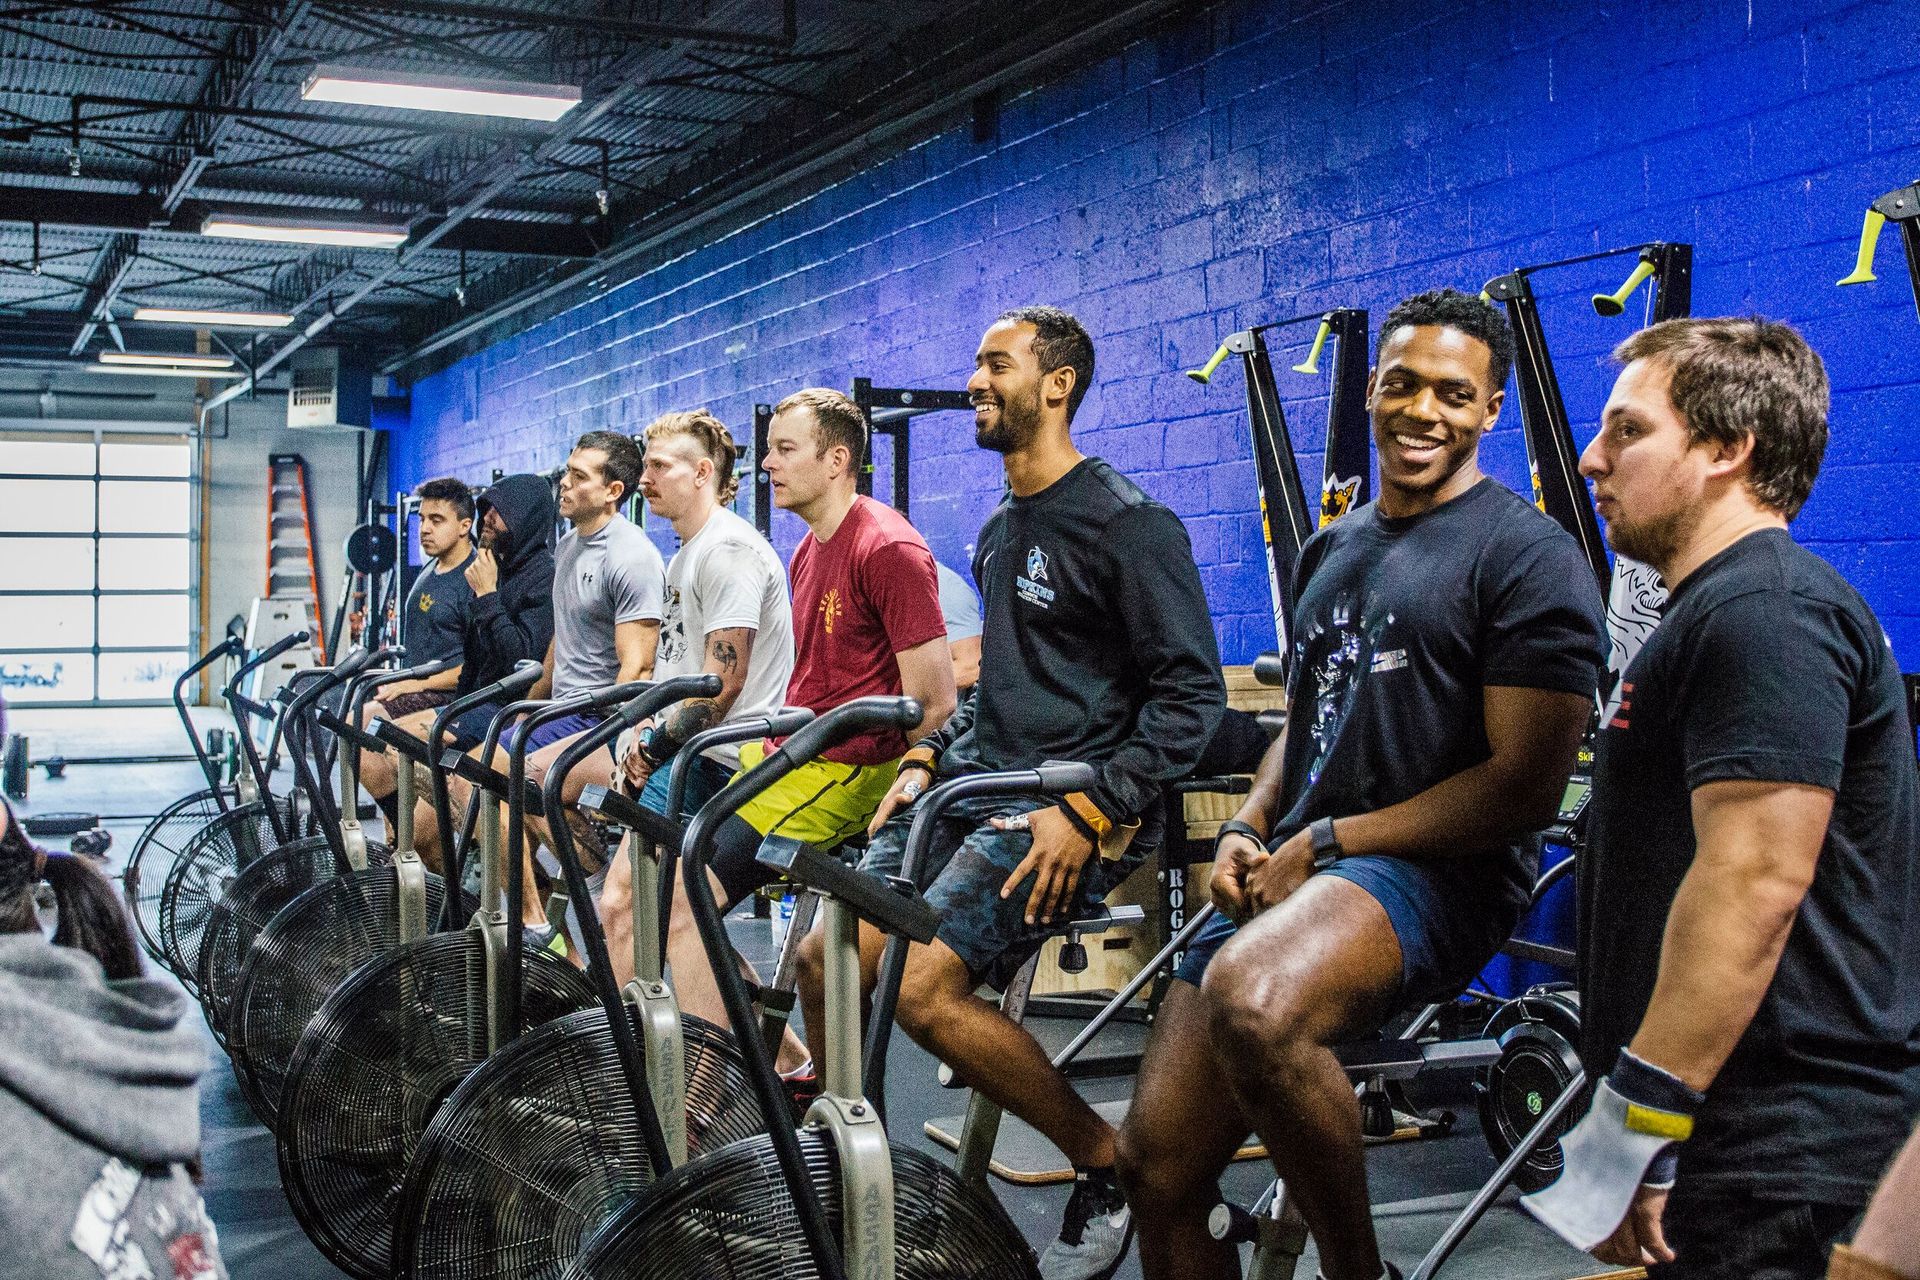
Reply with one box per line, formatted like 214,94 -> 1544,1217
1837,208 -> 1888,286
1186,341 -> 1233,385
1592,257 -> 1657,317
1290,317 -> 1333,375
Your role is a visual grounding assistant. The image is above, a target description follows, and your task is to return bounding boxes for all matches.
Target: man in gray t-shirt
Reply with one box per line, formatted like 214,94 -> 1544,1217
511,432 -> 663,932
550,512 -> 663,700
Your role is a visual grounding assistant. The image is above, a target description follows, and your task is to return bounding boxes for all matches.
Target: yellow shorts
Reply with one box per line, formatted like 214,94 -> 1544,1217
728,738 -> 897,848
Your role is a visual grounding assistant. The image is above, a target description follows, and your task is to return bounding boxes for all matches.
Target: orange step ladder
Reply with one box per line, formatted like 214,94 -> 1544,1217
266,453 -> 327,663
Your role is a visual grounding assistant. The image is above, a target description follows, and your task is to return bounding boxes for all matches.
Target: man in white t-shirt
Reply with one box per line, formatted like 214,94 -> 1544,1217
588,410 -> 796,987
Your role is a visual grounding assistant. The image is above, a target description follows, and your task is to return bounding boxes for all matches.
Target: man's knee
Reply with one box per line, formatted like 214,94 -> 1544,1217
1115,1119 -> 1219,1214
895,945 -> 966,1041
1201,939 -> 1325,1061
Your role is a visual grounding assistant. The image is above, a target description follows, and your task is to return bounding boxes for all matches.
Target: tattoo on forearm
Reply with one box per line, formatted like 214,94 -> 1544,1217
709,637 -> 739,673
662,699 -> 719,744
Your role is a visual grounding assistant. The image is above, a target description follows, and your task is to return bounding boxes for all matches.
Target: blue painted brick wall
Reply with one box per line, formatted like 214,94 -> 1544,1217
396,0 -> 1920,667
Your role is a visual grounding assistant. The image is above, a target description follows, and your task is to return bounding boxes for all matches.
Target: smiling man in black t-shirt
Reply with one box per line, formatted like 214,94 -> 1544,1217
1117,290 -> 1607,1280
1522,318 -> 1920,1279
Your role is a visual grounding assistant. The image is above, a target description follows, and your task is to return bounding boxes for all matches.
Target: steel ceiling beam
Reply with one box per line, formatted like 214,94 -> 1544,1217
69,233 -> 140,355
200,38 -> 672,422
320,0 -> 797,52
155,0 -> 315,215
0,187 -> 597,257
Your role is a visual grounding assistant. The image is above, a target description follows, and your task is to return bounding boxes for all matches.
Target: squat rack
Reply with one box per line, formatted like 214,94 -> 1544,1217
752,378 -> 973,537
1838,177 -> 1920,319
1483,240 -> 1693,699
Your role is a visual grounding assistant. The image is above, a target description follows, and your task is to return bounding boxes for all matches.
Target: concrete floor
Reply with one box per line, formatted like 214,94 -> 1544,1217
6,705 -> 1606,1280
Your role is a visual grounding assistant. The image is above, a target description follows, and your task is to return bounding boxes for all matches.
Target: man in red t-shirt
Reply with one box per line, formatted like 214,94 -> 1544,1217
651,386 -> 955,1072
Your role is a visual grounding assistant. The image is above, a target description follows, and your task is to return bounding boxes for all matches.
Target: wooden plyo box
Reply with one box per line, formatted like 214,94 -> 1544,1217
1031,664 -> 1284,998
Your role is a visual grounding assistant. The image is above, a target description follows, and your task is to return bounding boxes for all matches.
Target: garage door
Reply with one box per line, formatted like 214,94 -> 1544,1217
0,428 -> 194,707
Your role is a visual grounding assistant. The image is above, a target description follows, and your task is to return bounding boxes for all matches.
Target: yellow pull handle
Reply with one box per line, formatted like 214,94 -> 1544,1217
1290,318 -> 1332,375
1186,342 -> 1233,385
1837,208 -> 1887,286
1592,258 -> 1657,317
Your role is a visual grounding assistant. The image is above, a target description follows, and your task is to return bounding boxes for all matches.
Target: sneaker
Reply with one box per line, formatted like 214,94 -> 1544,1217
521,921 -> 569,958
1038,1168 -> 1133,1280
780,1063 -> 821,1126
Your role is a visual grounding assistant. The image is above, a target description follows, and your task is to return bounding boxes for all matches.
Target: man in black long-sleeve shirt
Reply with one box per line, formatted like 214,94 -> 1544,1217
808,305 -> 1225,1280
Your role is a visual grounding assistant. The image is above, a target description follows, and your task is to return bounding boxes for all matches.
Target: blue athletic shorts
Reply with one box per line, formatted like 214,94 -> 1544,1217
522,711 -> 606,754
446,699 -> 503,751
1172,852 -> 1530,1006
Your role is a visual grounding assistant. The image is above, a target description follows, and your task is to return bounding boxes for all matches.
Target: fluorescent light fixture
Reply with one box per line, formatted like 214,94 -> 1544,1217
303,64 -> 581,122
89,364 -> 244,379
99,351 -> 235,369
133,306 -> 294,329
201,211 -> 409,249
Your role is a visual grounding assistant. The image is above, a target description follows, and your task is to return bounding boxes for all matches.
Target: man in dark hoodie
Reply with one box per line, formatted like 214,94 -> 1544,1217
405,471 -> 557,869
0,800 -> 227,1279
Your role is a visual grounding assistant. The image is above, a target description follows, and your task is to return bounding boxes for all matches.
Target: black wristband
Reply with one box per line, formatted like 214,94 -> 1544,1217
640,724 -> 684,768
1611,1048 -> 1706,1115
1213,819 -> 1266,856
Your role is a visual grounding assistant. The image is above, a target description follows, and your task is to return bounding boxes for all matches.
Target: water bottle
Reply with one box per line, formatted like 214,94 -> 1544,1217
770,890 -> 797,953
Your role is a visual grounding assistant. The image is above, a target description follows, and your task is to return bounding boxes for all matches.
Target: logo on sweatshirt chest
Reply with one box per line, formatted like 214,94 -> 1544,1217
1017,545 -> 1055,609
418,592 -> 434,613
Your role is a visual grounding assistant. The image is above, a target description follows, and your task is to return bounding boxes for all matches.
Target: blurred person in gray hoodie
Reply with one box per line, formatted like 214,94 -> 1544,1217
0,799 -> 226,1279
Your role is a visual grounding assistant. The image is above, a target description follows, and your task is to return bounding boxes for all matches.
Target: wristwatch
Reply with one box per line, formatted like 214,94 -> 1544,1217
1213,819 -> 1266,856
1308,815 -> 1343,861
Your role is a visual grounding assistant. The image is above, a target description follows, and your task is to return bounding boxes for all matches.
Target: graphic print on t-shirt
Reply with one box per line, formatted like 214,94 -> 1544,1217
658,585 -> 687,666
817,587 -> 843,634
1294,591 -> 1396,789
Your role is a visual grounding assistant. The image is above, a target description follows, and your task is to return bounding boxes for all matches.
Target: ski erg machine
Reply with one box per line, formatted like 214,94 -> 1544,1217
1483,240 -> 1694,699
1186,308 -> 1371,651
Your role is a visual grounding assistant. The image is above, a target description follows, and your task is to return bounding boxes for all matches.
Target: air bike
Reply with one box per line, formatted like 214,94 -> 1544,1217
273,676 -> 716,1279
198,646 -> 426,1054
164,646 -> 388,1020
223,658 -> 541,1128
121,634 -> 248,955
397,692 -> 807,1279
137,630 -> 310,982
566,699 -> 1101,1280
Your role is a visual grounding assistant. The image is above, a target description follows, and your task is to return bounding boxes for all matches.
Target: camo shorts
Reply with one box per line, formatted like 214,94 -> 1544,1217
857,793 -> 1157,987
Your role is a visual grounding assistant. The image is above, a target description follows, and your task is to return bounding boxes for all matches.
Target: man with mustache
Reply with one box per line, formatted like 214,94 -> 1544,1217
1116,289 -> 1607,1280
798,305 -> 1227,1280
1523,318 -> 1920,1279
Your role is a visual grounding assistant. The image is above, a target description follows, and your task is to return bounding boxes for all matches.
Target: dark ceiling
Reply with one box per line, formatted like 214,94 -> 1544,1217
0,0 -> 1179,393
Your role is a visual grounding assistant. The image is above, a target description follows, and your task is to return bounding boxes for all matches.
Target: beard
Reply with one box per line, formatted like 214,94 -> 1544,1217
975,383 -> 1044,454
483,523 -> 515,563
1604,503 -> 1692,570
